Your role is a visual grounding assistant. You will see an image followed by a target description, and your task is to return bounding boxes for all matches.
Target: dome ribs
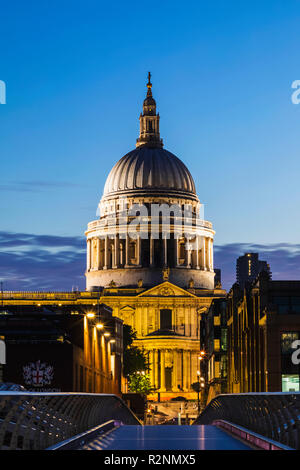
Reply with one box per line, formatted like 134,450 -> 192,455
102,147 -> 197,200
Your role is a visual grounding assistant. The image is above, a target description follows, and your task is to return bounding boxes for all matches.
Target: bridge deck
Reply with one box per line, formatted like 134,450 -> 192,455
81,425 -> 252,450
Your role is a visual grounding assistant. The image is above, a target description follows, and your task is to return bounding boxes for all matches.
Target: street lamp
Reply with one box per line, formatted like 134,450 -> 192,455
197,370 -> 201,414
86,312 -> 95,319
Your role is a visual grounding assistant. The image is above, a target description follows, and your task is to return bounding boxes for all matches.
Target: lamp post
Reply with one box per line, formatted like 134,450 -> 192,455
196,370 -> 200,413
198,350 -> 206,409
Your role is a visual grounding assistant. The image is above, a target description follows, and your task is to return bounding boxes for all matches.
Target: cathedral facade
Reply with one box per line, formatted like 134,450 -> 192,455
85,74 -> 226,399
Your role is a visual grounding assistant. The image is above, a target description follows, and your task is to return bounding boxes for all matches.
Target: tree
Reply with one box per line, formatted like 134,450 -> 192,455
127,372 -> 153,394
123,324 -> 155,394
123,324 -> 148,376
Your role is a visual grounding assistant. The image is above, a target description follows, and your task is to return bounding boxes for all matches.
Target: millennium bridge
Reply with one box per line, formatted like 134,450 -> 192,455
0,391 -> 299,450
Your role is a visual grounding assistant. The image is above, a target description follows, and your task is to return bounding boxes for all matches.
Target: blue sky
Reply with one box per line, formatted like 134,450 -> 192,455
1,0 -> 300,289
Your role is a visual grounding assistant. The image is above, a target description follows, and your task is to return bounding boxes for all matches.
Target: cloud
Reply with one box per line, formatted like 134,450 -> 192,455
0,231 -> 86,291
0,232 -> 299,292
0,231 -> 85,250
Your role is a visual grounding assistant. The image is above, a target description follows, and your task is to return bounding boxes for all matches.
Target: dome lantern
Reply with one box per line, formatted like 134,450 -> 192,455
136,72 -> 163,149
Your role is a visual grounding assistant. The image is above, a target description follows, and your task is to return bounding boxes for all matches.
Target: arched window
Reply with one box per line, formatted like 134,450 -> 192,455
160,309 -> 172,330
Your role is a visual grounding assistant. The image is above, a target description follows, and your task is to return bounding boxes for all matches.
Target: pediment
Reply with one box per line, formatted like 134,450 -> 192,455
137,281 -> 197,298
120,305 -> 136,313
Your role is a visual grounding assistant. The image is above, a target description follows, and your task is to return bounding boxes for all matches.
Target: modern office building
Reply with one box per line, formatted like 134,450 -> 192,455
236,252 -> 271,289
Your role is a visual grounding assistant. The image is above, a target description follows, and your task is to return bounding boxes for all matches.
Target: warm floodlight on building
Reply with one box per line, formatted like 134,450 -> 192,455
96,323 -> 104,329
104,332 -> 110,337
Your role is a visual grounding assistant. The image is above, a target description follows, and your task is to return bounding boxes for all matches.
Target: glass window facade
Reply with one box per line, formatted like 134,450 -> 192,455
221,329 -> 227,351
282,374 -> 300,392
273,296 -> 300,314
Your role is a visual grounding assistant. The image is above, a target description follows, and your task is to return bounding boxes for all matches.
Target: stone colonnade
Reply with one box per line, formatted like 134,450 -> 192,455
147,348 -> 195,392
86,235 -> 214,272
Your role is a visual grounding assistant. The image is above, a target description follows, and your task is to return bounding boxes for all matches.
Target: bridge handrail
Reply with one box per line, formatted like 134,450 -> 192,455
0,392 -> 141,450
47,419 -> 118,450
193,392 -> 300,449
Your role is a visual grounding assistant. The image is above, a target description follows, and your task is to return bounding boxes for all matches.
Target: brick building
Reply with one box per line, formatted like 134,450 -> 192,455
0,293 -> 123,394
227,271 -> 300,393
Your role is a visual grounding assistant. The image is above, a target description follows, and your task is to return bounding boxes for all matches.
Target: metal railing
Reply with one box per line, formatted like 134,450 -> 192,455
47,419 -> 118,450
193,392 -> 300,449
0,392 -> 141,450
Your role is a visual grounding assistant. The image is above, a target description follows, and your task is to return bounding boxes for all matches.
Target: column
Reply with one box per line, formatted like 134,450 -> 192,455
183,238 -> 187,266
97,238 -> 100,269
125,234 -> 129,266
137,235 -> 142,266
172,350 -> 178,391
175,237 -> 179,267
87,239 -> 91,271
184,308 -> 190,337
154,349 -> 159,389
149,350 -> 154,387
184,351 -> 191,391
163,237 -> 167,266
179,350 -> 183,390
206,238 -> 210,270
210,238 -> 214,271
207,238 -> 210,271
160,350 -> 166,391
196,236 -> 200,269
103,235 -> 108,269
114,234 -> 119,268
187,237 -> 191,267
183,351 -> 188,391
150,237 -> 154,267
187,351 -> 191,390
120,242 -> 123,266
202,237 -> 206,270
111,244 -> 115,268
208,238 -> 212,271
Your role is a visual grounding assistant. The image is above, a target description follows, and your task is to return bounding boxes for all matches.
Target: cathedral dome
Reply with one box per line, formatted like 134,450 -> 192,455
103,146 -> 197,200
86,73 -> 215,293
